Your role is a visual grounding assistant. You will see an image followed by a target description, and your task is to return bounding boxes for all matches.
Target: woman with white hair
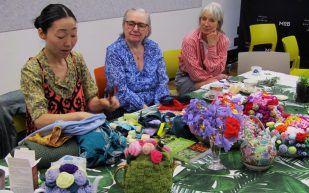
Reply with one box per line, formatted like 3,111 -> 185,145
175,2 -> 230,95
105,8 -> 169,113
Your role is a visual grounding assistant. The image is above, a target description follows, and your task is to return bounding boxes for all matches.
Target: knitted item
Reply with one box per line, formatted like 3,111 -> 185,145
123,154 -> 173,193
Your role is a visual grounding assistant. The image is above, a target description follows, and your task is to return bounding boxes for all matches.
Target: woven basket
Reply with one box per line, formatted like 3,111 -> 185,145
115,154 -> 174,193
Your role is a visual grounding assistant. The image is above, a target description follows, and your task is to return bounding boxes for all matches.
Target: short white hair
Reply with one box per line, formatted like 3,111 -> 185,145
199,2 -> 224,31
122,8 -> 151,38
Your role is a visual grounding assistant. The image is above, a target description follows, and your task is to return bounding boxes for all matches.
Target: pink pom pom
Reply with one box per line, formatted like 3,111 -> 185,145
150,149 -> 163,164
142,143 -> 155,155
145,138 -> 157,146
128,141 -> 142,157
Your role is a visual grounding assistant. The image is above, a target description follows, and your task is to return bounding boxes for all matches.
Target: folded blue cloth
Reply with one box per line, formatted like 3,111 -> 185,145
19,113 -> 106,145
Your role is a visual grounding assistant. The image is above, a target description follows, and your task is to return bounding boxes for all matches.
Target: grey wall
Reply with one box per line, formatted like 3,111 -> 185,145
0,0 -> 201,32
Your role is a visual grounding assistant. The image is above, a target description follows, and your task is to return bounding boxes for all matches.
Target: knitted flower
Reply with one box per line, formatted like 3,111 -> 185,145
150,149 -> 163,164
296,133 -> 307,142
56,172 -> 75,189
275,124 -> 288,133
224,117 -> 240,139
73,170 -> 88,186
60,164 -> 78,174
142,143 -> 155,155
127,141 -> 142,157
45,168 -> 60,184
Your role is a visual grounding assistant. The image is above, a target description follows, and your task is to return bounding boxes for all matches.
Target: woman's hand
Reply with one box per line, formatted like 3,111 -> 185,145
109,96 -> 120,111
207,31 -> 219,47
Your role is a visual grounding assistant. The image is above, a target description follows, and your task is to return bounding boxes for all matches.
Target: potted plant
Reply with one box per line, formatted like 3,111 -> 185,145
296,76 -> 309,103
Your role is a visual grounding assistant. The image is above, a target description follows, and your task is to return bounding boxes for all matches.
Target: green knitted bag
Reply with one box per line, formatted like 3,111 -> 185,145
115,154 -> 174,193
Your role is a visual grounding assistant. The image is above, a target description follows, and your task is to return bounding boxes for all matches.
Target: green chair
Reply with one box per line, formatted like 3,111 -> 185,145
249,23 -> 277,51
282,35 -> 300,69
163,49 -> 181,96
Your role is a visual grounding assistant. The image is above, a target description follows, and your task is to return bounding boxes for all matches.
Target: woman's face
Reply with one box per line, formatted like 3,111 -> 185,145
199,11 -> 219,36
39,17 -> 77,58
123,11 -> 149,45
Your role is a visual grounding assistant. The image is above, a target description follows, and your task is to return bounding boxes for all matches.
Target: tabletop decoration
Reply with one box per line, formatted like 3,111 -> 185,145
115,139 -> 174,193
243,92 -> 285,127
240,116 -> 277,171
182,95 -> 244,170
39,163 -> 93,193
270,114 -> 309,157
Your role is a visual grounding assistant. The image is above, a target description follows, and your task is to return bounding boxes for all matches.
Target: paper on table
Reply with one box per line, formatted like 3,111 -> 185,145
173,165 -> 185,177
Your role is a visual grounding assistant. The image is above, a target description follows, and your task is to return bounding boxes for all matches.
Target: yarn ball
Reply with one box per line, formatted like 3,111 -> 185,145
278,144 -> 288,154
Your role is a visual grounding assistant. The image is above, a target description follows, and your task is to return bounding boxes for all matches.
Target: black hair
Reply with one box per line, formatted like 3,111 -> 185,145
34,4 -> 77,34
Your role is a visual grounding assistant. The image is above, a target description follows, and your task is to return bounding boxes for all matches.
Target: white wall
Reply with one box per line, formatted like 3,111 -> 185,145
0,0 -> 241,95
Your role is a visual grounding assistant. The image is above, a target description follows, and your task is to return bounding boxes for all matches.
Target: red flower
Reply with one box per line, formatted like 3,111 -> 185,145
296,133 -> 307,142
224,117 -> 240,139
244,102 -> 253,115
150,149 -> 163,164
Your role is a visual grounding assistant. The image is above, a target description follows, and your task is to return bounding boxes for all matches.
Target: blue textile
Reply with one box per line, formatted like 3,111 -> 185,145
76,124 -> 127,167
105,36 -> 169,112
19,113 -> 106,145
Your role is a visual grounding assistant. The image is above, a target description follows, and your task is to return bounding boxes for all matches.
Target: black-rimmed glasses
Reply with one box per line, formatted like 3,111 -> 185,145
125,21 -> 148,30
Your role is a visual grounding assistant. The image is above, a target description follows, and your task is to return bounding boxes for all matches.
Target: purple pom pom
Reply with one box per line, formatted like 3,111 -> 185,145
59,163 -> 78,174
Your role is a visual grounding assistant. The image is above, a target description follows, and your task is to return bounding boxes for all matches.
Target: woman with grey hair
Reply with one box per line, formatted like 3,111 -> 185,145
105,8 -> 169,113
175,2 -> 230,95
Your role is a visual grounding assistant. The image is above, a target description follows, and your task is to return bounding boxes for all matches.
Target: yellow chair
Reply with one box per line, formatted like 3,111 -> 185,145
249,23 -> 277,51
94,66 -> 107,98
282,35 -> 300,69
163,49 -> 181,96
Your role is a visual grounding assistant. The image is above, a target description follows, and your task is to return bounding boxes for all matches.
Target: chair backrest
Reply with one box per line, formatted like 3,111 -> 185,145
94,66 -> 107,98
282,35 -> 300,69
237,51 -> 290,75
163,49 -> 181,80
249,24 -> 277,51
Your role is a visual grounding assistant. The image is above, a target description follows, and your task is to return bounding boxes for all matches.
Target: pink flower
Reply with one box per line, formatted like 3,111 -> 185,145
128,141 -> 142,157
150,149 -> 163,164
162,145 -> 171,152
145,138 -> 157,146
138,140 -> 145,147
142,143 -> 155,155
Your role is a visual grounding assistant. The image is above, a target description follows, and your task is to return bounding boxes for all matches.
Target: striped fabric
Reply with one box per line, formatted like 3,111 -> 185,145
179,28 -> 229,82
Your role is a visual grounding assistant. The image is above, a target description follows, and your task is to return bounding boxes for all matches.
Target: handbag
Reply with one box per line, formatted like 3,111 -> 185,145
115,154 -> 174,193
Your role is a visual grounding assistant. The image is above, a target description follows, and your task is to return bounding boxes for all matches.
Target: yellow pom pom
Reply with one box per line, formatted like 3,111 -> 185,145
56,172 -> 74,189
288,146 -> 297,155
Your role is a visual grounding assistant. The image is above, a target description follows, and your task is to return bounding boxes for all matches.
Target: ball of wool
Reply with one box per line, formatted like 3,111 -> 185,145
278,144 -> 288,154
276,139 -> 282,145
288,146 -> 297,155
56,172 -> 75,189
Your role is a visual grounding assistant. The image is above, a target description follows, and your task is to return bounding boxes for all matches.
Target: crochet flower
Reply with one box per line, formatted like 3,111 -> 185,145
296,133 -> 307,142
60,164 -> 78,174
127,141 -> 142,157
56,172 -> 74,189
224,117 -> 240,139
142,143 -> 155,155
73,170 -> 88,186
275,124 -> 287,133
150,149 -> 163,164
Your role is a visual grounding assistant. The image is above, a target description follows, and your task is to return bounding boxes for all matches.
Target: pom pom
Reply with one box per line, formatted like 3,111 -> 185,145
142,143 -> 155,155
278,144 -> 288,154
150,149 -> 163,164
59,163 -> 78,174
288,146 -> 297,155
127,141 -> 142,157
73,170 -> 88,186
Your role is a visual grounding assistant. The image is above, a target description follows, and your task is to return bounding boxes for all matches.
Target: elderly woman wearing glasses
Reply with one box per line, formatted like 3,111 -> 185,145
175,2 -> 230,95
105,8 -> 169,113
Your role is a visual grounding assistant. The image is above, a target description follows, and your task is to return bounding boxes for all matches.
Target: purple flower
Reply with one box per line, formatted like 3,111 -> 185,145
73,170 -> 88,186
45,168 -> 60,183
59,163 -> 78,174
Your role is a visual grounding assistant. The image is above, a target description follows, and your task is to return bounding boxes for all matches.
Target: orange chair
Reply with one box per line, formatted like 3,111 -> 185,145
94,66 -> 107,98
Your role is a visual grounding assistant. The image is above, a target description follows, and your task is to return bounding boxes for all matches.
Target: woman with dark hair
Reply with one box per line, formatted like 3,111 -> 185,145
105,8 -> 169,113
21,4 -> 120,134
175,2 -> 230,95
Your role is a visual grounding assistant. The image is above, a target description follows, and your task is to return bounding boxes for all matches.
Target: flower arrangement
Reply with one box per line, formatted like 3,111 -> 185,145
124,138 -> 171,164
182,94 -> 244,152
243,92 -> 285,127
270,114 -> 309,157
40,163 -> 92,193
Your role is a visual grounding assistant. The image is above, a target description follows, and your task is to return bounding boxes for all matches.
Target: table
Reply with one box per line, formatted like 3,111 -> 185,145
1,71 -> 308,193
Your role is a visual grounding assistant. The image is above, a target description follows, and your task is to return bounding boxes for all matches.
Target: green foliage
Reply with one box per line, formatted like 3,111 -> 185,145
299,76 -> 309,87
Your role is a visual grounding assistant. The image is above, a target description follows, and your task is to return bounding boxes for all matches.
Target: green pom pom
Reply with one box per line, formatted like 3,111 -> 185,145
276,140 -> 282,145
288,146 -> 297,155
